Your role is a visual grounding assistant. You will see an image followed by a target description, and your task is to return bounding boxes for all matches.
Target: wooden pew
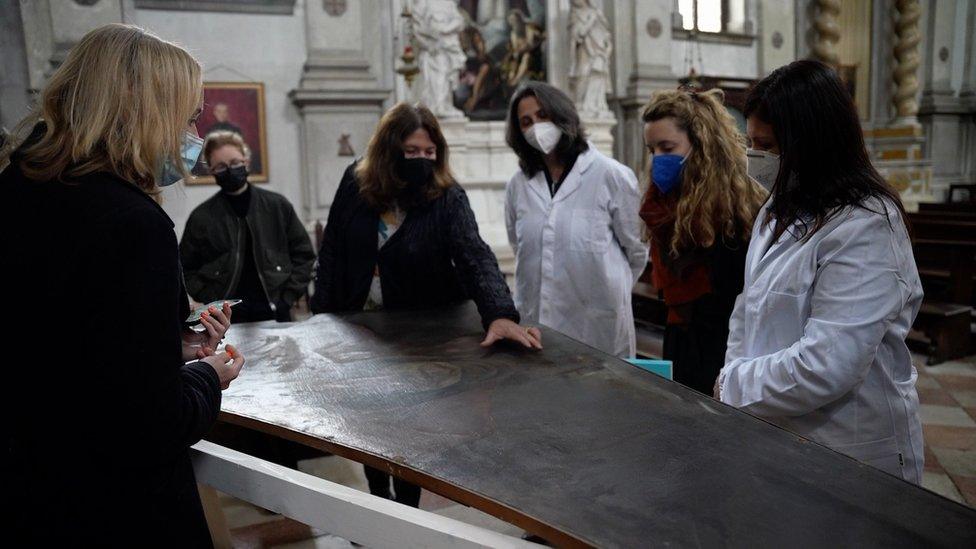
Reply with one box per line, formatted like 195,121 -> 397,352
906,212 -> 976,363
948,183 -> 976,204
632,260 -> 667,359
908,214 -> 976,306
917,202 -> 976,216
632,260 -> 667,329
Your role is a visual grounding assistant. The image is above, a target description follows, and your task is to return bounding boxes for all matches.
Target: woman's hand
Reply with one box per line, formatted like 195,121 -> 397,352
181,301 -> 233,361
199,345 -> 245,390
481,319 -> 543,350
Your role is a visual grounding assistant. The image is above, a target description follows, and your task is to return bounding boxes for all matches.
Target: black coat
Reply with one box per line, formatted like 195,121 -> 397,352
1,161 -> 221,546
311,163 -> 518,329
180,185 -> 315,309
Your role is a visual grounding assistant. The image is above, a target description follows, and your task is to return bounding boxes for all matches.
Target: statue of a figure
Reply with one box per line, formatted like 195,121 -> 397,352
569,0 -> 613,118
411,0 -> 467,119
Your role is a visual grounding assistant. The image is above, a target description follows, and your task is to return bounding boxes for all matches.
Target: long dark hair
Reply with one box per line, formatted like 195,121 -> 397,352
356,102 -> 454,210
505,81 -> 589,177
744,60 -> 907,240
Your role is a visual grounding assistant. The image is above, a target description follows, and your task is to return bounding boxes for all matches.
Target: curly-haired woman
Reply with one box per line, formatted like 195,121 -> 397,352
640,88 -> 767,394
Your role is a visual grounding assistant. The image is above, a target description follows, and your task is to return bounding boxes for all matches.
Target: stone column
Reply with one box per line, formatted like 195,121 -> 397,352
810,0 -> 841,65
609,0 -> 676,175
863,0 -> 931,210
891,0 -> 922,124
957,0 -> 976,186
290,0 -> 393,226
919,0 -> 968,198
18,0 -> 124,93
757,0 -> 795,76
960,0 -> 976,104
921,0 -> 956,103
0,0 -> 32,130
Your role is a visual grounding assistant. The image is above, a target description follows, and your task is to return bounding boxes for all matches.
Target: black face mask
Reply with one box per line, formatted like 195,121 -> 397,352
215,165 -> 248,193
396,156 -> 435,189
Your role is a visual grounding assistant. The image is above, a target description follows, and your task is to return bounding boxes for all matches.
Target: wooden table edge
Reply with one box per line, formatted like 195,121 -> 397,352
216,410 -> 595,548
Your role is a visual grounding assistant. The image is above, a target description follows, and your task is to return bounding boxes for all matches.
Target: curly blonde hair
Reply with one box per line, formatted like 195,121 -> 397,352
642,89 -> 767,255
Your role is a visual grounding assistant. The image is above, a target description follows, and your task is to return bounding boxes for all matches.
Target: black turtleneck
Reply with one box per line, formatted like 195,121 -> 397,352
220,186 -> 275,322
223,185 -> 251,218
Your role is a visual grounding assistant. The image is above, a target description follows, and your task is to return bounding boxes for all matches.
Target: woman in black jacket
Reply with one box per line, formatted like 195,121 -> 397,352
0,25 -> 244,547
312,103 -> 541,347
311,102 -> 542,506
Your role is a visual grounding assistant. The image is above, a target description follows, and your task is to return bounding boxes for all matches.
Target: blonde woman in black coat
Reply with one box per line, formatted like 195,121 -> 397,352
0,25 -> 244,546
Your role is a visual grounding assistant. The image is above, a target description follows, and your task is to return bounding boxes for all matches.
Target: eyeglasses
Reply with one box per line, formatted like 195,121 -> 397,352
210,160 -> 246,174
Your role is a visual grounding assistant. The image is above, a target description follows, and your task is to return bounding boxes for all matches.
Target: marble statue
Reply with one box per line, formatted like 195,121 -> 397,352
569,0 -> 613,118
411,0 -> 467,119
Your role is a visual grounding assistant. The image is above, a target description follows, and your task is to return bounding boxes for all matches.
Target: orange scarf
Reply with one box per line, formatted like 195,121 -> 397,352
639,187 -> 712,324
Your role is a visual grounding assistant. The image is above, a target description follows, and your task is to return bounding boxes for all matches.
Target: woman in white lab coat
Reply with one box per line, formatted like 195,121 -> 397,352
716,60 -> 925,483
504,81 -> 648,358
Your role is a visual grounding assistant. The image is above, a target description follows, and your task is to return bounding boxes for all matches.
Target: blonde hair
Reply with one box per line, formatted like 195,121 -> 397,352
0,24 -> 202,195
203,131 -> 251,166
642,89 -> 767,255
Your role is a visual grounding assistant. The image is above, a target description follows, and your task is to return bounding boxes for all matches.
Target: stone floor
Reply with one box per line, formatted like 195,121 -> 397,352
915,353 -> 976,506
216,453 -> 523,548
212,352 -> 976,547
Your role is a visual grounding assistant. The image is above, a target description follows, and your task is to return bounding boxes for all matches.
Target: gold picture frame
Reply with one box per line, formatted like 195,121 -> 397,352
188,81 -> 269,184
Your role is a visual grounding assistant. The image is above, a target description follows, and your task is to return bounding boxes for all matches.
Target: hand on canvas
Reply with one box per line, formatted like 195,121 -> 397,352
481,318 -> 543,350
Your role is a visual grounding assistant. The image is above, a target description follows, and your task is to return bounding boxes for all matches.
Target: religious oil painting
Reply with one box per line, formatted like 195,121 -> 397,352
452,0 -> 547,120
190,82 -> 269,184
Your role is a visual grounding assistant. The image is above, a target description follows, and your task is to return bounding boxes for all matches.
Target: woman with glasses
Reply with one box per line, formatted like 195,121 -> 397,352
181,130 -> 316,323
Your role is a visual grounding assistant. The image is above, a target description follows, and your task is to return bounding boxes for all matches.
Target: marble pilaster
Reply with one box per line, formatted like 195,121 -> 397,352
290,0 -> 394,227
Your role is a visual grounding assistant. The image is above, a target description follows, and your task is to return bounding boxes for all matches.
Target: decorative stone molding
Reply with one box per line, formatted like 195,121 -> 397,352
892,0 -> 921,121
134,0 -> 296,14
811,0 -> 841,65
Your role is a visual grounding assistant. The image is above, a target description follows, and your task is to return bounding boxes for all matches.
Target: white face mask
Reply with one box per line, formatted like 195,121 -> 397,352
523,121 -> 562,155
746,148 -> 780,190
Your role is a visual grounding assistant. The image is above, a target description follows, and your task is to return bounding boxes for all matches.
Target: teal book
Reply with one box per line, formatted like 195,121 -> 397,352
626,359 -> 673,381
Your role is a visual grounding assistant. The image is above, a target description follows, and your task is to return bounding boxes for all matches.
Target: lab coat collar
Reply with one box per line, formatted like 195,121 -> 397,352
750,207 -> 801,279
552,144 -> 597,204
526,169 -> 550,203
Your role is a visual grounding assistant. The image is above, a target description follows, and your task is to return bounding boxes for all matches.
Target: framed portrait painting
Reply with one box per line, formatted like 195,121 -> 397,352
189,82 -> 269,184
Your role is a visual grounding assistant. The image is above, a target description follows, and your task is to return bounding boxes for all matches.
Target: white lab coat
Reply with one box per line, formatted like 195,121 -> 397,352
719,197 -> 925,483
505,145 -> 649,358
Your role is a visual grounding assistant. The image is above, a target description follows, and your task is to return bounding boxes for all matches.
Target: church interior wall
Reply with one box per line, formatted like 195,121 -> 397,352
0,0 -> 31,133
669,38 -> 759,80
3,0 -> 974,244
121,1 -> 309,240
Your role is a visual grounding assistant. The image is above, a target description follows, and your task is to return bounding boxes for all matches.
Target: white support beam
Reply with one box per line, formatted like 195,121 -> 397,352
190,441 -> 540,549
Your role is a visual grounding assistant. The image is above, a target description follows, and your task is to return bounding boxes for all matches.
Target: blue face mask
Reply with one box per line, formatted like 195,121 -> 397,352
158,131 -> 205,187
651,153 -> 686,195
